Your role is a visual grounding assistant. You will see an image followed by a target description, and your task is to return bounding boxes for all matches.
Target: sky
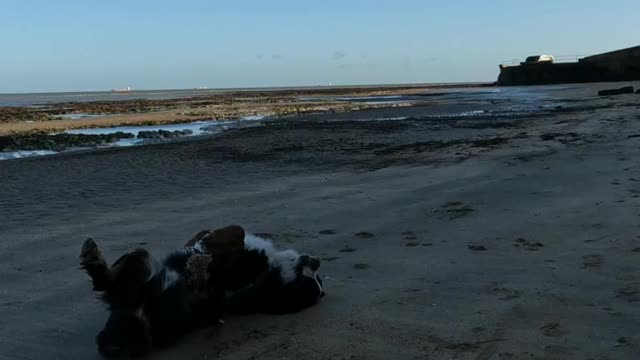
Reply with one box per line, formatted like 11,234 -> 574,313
1,0 -> 639,93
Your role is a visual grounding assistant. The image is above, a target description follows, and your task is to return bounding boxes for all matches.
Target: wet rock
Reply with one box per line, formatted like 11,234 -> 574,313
0,131 -> 135,151
598,86 -> 634,96
137,129 -> 193,139
0,107 -> 54,123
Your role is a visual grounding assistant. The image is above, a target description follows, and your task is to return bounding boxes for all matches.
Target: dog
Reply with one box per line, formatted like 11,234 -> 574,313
79,237 -> 222,357
80,225 -> 324,357
185,228 -> 325,314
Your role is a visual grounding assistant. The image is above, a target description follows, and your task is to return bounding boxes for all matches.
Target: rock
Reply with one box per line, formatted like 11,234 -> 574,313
137,129 -> 193,139
636,89 -> 640,94
598,86 -> 634,96
0,131 -> 135,151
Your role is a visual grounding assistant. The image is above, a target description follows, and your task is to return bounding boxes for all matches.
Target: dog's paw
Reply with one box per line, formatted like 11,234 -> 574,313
186,254 -> 213,292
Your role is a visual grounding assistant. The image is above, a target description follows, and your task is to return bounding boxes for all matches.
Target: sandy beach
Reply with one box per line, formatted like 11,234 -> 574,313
1,84 -> 640,359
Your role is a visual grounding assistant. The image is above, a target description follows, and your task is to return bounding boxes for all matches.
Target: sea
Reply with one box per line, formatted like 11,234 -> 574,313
0,83 -> 473,107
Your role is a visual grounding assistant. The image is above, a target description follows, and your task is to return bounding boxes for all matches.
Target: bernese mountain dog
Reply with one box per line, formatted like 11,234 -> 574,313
79,225 -> 324,358
185,227 -> 324,315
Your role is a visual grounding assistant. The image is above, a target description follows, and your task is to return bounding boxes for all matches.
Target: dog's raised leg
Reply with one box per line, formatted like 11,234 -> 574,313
80,238 -> 111,291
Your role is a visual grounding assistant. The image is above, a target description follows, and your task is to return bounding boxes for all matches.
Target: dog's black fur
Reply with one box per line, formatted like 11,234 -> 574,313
81,241 -> 217,357
219,251 -> 324,314
80,227 -> 324,358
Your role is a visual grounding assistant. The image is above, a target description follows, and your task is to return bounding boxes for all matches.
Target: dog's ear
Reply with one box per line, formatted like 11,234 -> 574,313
200,225 -> 246,254
184,229 -> 212,248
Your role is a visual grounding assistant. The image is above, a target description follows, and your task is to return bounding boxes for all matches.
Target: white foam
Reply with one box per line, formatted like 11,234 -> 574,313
337,95 -> 404,101
364,100 -> 410,105
56,113 -> 104,120
64,120 -> 220,137
0,150 -> 58,160
242,115 -> 266,121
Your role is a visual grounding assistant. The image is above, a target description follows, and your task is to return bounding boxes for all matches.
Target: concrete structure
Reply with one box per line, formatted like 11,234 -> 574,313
498,45 -> 640,86
580,46 -> 640,81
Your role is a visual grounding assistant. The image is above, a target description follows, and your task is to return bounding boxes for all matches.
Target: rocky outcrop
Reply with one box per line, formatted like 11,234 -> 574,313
598,86 -> 635,96
0,132 -> 135,151
137,129 -> 193,139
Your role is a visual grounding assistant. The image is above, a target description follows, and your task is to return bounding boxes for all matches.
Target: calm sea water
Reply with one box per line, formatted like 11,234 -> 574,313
0,83 -> 465,107
1,82 -> 631,108
0,89 -> 242,107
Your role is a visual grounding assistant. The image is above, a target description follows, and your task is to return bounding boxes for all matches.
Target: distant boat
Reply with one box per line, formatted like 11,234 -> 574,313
111,86 -> 132,93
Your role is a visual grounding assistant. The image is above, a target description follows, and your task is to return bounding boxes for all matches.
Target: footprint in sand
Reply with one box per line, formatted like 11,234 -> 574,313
355,231 -> 375,239
402,231 -> 424,247
402,231 -> 417,240
404,242 -> 421,247
513,238 -> 544,251
582,254 -> 604,270
485,282 -> 521,300
615,337 -> 630,348
321,256 -> 340,262
435,201 -> 476,220
616,286 -> 640,302
540,322 -> 568,337
467,244 -> 488,251
339,246 -> 357,253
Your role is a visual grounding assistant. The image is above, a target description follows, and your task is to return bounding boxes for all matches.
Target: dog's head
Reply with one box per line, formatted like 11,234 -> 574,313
275,254 -> 324,312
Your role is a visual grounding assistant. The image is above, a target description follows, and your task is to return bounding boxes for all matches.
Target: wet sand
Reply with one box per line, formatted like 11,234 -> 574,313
1,86 -> 640,359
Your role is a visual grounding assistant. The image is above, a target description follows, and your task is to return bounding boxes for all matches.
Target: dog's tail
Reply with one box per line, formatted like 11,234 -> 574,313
80,238 -> 111,291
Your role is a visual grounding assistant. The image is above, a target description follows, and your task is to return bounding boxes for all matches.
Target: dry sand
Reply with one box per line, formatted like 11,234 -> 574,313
1,87 -> 640,359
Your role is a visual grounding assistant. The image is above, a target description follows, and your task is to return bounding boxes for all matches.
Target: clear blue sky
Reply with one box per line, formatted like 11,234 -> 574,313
1,0 -> 638,93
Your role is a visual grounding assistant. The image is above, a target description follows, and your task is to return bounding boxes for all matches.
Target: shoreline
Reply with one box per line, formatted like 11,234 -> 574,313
0,83 -> 493,135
